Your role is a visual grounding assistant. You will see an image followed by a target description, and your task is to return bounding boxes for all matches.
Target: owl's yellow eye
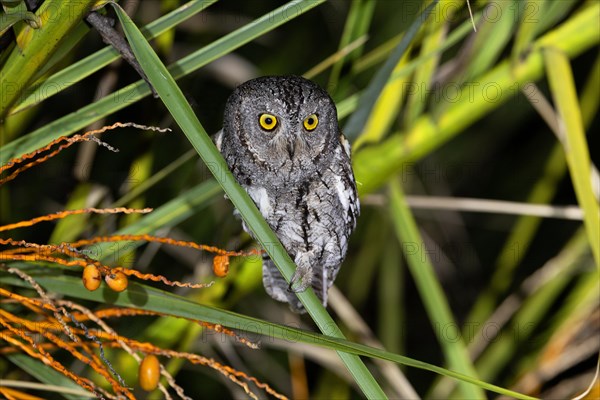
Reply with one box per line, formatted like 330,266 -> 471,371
303,114 -> 319,131
259,113 -> 278,131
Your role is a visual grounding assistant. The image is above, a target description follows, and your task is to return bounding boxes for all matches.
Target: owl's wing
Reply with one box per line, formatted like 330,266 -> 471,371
333,140 -> 360,231
339,133 -> 352,158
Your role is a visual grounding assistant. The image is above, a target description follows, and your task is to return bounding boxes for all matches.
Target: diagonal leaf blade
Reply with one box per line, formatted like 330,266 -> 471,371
544,48 -> 600,267
389,180 -> 485,399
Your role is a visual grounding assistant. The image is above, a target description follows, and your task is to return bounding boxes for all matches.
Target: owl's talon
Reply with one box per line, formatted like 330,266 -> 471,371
288,266 -> 312,293
287,280 -> 308,293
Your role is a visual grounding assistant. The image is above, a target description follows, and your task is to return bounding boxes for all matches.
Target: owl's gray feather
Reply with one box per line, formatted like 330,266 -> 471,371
217,75 -> 359,312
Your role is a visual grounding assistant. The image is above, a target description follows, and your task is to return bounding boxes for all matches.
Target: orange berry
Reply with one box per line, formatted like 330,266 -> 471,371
105,271 -> 128,292
212,255 -> 230,277
82,264 -> 102,291
138,354 -> 160,391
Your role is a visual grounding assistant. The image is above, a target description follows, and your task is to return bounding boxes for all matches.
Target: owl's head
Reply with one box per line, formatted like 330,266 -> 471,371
221,76 -> 340,181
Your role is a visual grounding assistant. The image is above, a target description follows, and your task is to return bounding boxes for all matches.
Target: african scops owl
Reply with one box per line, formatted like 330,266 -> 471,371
216,75 -> 360,313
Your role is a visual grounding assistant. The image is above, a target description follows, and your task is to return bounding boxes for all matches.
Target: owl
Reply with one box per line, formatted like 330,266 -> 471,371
215,76 -> 360,313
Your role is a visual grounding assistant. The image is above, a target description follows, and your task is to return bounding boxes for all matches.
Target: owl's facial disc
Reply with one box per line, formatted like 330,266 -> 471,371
254,109 -> 312,161
231,76 -> 338,167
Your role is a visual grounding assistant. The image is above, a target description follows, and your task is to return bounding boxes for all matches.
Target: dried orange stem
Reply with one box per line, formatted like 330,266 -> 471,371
1,253 -> 89,268
0,122 -> 170,185
69,234 -> 263,257
0,287 -> 55,312
0,207 -> 152,232
113,267 -> 213,289
0,386 -> 45,400
80,307 -> 259,349
0,315 -> 100,395
1,309 -> 132,399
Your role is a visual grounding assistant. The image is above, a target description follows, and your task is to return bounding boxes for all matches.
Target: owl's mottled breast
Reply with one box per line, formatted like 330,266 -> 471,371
220,76 -> 340,186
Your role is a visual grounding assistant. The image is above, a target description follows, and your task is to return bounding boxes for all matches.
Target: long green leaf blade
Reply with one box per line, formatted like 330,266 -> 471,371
389,180 -> 485,399
544,48 -> 600,267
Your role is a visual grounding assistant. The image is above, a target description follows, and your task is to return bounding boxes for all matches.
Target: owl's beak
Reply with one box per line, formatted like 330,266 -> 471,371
286,140 -> 295,159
